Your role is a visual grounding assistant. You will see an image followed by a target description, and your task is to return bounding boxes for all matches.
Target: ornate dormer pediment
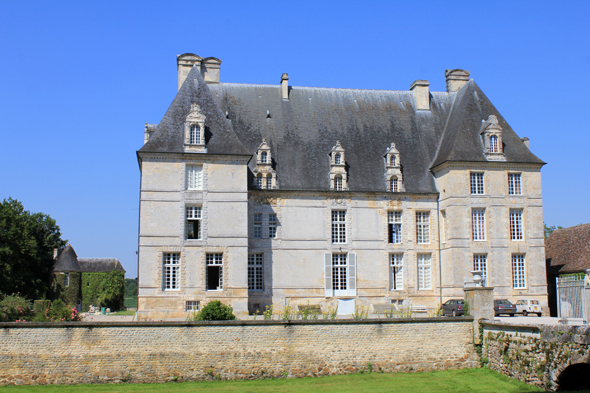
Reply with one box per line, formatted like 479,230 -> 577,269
384,142 -> 404,192
184,103 -> 207,153
253,138 -> 277,189
480,115 -> 505,161
329,141 -> 348,191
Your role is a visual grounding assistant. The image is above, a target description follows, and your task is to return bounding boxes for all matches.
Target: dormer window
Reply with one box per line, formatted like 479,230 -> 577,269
384,142 -> 404,192
329,141 -> 348,191
490,135 -> 499,153
253,139 -> 277,189
480,115 -> 505,161
184,103 -> 207,153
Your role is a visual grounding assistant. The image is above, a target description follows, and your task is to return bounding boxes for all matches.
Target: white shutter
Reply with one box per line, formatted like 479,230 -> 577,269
324,253 -> 332,297
348,253 -> 356,296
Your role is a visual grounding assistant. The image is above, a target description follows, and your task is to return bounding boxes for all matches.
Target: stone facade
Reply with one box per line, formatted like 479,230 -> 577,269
0,319 -> 478,386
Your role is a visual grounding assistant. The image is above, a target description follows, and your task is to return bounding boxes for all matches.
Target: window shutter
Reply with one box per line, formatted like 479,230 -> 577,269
324,253 -> 332,297
348,252 -> 356,296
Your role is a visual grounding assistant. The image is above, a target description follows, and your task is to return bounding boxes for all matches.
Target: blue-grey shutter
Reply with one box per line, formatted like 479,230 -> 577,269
348,253 -> 356,296
325,253 -> 332,297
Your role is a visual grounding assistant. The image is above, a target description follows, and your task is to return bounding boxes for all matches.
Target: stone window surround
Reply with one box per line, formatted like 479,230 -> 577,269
508,173 -> 522,195
416,211 -> 431,244
512,253 -> 526,289
472,208 -> 486,241
470,172 -> 485,195
417,253 -> 432,290
390,253 -> 403,290
248,253 -> 264,291
509,208 -> 524,241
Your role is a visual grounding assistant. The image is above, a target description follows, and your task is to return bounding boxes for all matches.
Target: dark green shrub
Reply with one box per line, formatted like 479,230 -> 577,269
33,299 -> 82,322
191,300 -> 236,321
0,294 -> 32,321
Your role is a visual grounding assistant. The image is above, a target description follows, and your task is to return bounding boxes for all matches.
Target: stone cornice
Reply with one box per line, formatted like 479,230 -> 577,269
431,161 -> 544,173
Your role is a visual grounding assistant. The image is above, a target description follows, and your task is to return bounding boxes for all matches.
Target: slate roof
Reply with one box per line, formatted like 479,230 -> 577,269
140,66 -> 544,193
52,245 -> 80,272
52,245 -> 125,273
546,224 -> 590,274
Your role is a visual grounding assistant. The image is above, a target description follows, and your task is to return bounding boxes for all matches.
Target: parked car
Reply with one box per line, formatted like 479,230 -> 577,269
494,299 -> 517,316
515,299 -> 542,316
442,299 -> 464,316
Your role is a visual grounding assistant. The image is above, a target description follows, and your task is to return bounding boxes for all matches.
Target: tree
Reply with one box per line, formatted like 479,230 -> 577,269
544,223 -> 563,240
0,198 -> 67,299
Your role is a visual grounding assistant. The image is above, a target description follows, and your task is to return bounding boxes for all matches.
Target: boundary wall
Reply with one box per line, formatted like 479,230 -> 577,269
0,318 -> 478,386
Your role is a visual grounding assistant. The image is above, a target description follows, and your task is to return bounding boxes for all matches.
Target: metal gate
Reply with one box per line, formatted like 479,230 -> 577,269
556,275 -> 586,319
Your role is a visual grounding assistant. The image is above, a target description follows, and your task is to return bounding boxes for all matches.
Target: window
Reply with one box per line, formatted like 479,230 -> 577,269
390,254 -> 403,290
163,253 -> 180,290
334,175 -> 343,191
186,206 -> 202,240
190,124 -> 201,144
390,177 -> 398,192
260,151 -> 268,163
332,253 -> 347,291
331,210 -> 346,243
489,135 -> 499,153
187,165 -> 203,190
248,254 -> 263,291
510,209 -> 523,240
324,252 -> 356,297
268,213 -> 277,238
390,155 -> 396,166
185,301 -> 200,312
206,253 -> 223,290
512,254 -> 526,289
470,172 -> 484,195
266,175 -> 272,189
473,254 -> 487,286
440,210 -> 447,243
418,254 -> 432,290
508,173 -> 522,195
472,208 -> 486,241
253,213 -> 262,239
416,212 -> 430,244
388,211 -> 402,244
255,174 -> 263,189
334,153 -> 341,164
64,273 -> 70,287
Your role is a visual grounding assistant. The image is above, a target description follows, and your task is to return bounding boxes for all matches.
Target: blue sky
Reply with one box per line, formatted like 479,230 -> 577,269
1,1 -> 589,278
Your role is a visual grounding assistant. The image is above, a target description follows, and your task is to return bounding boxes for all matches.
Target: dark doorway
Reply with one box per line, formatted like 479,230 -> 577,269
557,363 -> 590,391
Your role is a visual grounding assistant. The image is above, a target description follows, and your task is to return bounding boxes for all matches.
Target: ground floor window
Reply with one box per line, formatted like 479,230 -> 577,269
206,253 -> 223,290
248,253 -> 263,291
417,253 -> 431,290
163,253 -> 180,290
324,252 -> 356,297
332,254 -> 347,291
390,253 -> 403,290
512,254 -> 526,289
185,301 -> 200,312
473,254 -> 488,286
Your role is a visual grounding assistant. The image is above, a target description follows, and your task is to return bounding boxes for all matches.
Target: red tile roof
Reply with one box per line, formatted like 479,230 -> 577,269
546,223 -> 590,274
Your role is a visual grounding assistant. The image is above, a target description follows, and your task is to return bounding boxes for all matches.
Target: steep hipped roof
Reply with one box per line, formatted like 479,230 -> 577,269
431,80 -> 544,168
78,258 -> 126,273
546,224 -> 590,274
52,245 -> 80,272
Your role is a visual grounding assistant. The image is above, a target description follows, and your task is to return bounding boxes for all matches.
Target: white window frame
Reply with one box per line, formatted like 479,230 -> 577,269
255,174 -> 263,189
473,254 -> 487,286
253,213 -> 262,239
185,301 -> 200,312
163,253 -> 180,290
189,124 -> 201,144
508,173 -> 522,195
266,175 -> 272,189
512,254 -> 526,289
206,253 -> 223,291
248,253 -> 264,291
186,206 -> 202,240
390,177 -> 398,192
388,211 -> 402,244
334,175 -> 343,191
331,210 -> 347,243
268,213 -> 277,238
64,273 -> 70,287
470,172 -> 484,195
417,253 -> 432,290
390,253 -> 403,290
490,135 -> 499,153
334,153 -> 341,165
260,151 -> 268,163
187,165 -> 203,190
510,209 -> 524,241
416,211 -> 430,244
324,252 -> 356,297
472,208 -> 486,241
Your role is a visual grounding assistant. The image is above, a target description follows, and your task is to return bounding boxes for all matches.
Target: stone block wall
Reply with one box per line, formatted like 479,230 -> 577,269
0,318 -> 478,386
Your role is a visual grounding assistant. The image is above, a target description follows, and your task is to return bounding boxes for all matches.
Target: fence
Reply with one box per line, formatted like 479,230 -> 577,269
557,275 -> 586,320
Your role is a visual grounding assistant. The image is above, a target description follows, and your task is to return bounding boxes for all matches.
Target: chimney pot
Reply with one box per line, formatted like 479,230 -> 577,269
177,53 -> 203,90
201,57 -> 222,84
445,69 -> 470,92
281,73 -> 289,100
410,80 -> 430,111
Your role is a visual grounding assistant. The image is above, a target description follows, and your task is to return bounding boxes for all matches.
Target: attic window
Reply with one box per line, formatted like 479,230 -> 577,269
480,115 -> 505,161
389,156 -> 396,166
256,174 -> 263,189
190,124 -> 201,144
384,142 -> 404,192
490,135 -> 499,153
253,139 -> 277,189
334,153 -> 341,165
261,152 -> 268,163
389,177 -> 399,192
334,175 -> 343,191
184,103 -> 207,153
329,141 -> 348,191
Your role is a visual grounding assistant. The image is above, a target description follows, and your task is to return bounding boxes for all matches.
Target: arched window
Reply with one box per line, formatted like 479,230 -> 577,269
334,153 -> 341,165
190,124 -> 200,144
334,175 -> 343,191
390,177 -> 398,192
389,155 -> 396,166
260,151 -> 268,163
255,174 -> 263,189
266,175 -> 272,189
490,135 -> 499,153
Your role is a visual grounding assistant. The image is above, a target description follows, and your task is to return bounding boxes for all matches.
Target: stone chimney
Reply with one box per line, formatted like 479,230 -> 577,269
201,57 -> 222,84
521,137 -> 530,149
410,80 -> 430,111
176,53 -> 222,90
445,69 -> 470,92
281,73 -> 289,100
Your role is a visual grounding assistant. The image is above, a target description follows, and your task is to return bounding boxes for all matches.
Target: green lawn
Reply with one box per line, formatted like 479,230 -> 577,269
111,310 -> 136,316
0,369 -> 543,393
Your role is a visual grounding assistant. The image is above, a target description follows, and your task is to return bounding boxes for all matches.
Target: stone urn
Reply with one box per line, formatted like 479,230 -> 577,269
471,270 -> 483,287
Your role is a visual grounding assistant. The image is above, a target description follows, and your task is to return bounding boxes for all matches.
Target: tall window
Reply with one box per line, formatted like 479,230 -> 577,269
389,155 -> 396,166
508,173 -> 522,195
512,254 -> 526,289
334,175 -> 343,191
206,253 -> 223,290
332,253 -> 347,291
473,254 -> 487,286
186,206 -> 202,240
440,210 -> 447,243
248,254 -> 263,291
334,153 -> 341,165
268,213 -> 277,238
489,135 -> 499,153
418,254 -> 431,290
255,174 -> 263,189
510,209 -> 523,240
472,208 -> 486,241
390,253 -> 403,290
260,151 -> 268,163
190,124 -> 200,144
266,175 -> 272,189
163,253 -> 180,290
416,212 -> 430,244
388,211 -> 402,244
187,165 -> 203,190
470,172 -> 484,195
331,210 -> 346,243
390,177 -> 398,192
253,213 -> 262,239
64,273 -> 70,287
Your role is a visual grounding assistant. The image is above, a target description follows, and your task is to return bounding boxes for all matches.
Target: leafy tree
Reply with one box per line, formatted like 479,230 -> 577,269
544,223 -> 563,240
124,278 -> 138,298
0,198 -> 67,299
190,300 -> 236,321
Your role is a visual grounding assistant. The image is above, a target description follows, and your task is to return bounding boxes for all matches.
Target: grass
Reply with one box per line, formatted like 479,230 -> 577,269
110,310 -> 136,316
0,368 -> 543,392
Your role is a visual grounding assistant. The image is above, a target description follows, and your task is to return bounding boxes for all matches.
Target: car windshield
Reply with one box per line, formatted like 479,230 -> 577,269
496,300 -> 511,305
